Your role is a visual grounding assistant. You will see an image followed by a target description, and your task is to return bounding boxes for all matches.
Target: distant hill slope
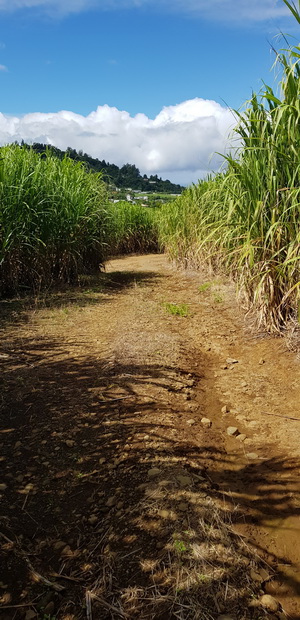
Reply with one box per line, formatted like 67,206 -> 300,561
23,142 -> 184,194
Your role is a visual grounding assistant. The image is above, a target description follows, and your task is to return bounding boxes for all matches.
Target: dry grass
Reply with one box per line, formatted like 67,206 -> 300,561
80,476 -> 270,620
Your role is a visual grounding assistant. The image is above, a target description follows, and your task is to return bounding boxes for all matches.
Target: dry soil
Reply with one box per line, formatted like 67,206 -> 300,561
0,254 -> 300,620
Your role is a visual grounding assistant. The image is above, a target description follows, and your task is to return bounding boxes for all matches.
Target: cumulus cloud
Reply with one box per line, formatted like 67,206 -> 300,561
0,0 -> 292,22
0,99 -> 235,184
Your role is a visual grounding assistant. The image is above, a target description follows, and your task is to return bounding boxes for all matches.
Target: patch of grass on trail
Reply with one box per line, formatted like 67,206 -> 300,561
163,302 -> 190,317
198,280 -> 222,294
198,282 -> 213,293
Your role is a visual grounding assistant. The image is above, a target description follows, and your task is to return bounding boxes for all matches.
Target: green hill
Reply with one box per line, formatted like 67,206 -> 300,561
22,142 -> 184,194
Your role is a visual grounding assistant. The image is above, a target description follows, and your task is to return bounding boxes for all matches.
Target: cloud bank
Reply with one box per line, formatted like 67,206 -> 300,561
0,99 -> 234,184
0,0 -> 291,22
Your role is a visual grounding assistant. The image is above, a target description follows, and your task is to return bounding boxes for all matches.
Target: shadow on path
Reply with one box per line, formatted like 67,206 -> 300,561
1,326 -> 300,618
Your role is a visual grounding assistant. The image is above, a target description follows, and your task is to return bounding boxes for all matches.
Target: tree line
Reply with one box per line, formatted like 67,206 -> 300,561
21,142 -> 184,194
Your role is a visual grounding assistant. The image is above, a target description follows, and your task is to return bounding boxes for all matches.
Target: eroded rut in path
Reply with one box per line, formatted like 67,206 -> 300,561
1,254 -> 300,620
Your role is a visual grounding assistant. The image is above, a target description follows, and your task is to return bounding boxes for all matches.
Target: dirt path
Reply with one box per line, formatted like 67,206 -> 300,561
1,254 -> 300,620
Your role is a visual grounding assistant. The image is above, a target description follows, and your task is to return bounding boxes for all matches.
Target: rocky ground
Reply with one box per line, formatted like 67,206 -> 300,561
0,254 -> 300,620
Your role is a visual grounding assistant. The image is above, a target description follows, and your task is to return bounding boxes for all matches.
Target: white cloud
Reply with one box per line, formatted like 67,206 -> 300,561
0,99 -> 234,184
0,0 -> 292,22
164,0 -> 291,23
0,64 -> 8,71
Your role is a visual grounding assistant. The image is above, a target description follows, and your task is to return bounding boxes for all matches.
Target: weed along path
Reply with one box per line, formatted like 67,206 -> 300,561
1,254 -> 300,620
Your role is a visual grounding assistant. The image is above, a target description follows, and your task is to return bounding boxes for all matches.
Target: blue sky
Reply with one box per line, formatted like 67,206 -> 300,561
0,0 -> 296,184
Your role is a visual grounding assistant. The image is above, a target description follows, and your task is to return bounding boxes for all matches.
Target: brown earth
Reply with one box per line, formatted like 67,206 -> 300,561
0,253 -> 300,620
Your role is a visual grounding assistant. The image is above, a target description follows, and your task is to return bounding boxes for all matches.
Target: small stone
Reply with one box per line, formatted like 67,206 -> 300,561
221,405 -> 229,414
259,594 -> 280,612
259,568 -> 270,581
177,475 -> 193,487
106,496 -> 117,507
226,358 -> 239,364
236,434 -> 247,442
65,440 -> 75,447
247,420 -> 258,428
147,468 -> 161,479
23,483 -> 34,493
250,568 -> 262,582
227,426 -> 239,437
186,418 -> 196,426
246,453 -> 259,460
44,602 -> 55,615
53,540 -> 66,550
248,599 -> 260,608
88,514 -> 98,525
177,502 -> 189,512
0,483 -> 7,491
158,479 -> 172,487
201,417 -> 212,428
265,580 -> 289,595
241,381 -> 248,387
38,592 -> 54,610
143,435 -> 150,440
259,358 -> 265,365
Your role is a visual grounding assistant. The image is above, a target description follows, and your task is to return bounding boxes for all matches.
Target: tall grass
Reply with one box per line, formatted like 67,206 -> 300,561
107,201 -> 160,255
0,144 -> 109,295
158,1 -> 300,332
0,145 -> 161,296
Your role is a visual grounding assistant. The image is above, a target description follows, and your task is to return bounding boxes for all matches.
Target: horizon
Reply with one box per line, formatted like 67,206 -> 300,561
0,0 -> 296,185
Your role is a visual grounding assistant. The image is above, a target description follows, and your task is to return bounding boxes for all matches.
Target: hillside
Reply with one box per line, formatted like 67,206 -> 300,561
22,142 -> 184,194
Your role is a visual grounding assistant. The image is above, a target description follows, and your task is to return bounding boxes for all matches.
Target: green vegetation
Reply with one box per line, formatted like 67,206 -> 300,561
158,0 -> 300,332
198,282 -> 213,293
107,201 -> 159,254
23,142 -> 184,194
163,302 -> 189,317
173,539 -> 189,553
213,293 -> 223,304
0,146 -> 161,296
0,144 -> 109,295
